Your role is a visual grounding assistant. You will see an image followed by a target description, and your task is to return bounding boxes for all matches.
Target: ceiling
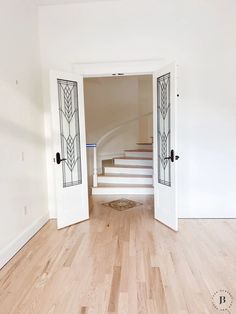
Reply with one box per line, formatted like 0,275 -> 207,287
37,0 -> 113,5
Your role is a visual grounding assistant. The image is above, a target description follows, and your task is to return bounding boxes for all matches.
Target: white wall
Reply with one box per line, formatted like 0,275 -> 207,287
0,0 -> 48,268
38,0 -> 236,218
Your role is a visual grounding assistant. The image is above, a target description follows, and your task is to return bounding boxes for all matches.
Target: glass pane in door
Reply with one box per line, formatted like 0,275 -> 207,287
157,73 -> 171,186
57,79 -> 82,187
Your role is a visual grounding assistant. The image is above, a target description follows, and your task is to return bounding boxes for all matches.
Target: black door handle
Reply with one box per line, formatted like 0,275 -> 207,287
56,152 -> 67,164
164,149 -> 179,162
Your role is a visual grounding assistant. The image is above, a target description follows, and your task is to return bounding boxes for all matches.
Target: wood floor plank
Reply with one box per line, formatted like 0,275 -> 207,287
108,266 -> 121,312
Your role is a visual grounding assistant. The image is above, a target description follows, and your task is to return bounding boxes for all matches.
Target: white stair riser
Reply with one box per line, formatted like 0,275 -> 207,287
98,176 -> 153,185
114,159 -> 153,167
125,152 -> 153,158
104,167 -> 153,175
92,187 -> 154,195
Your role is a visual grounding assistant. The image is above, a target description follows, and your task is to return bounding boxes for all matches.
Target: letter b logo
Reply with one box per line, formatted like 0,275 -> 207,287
220,296 -> 226,304
212,290 -> 233,311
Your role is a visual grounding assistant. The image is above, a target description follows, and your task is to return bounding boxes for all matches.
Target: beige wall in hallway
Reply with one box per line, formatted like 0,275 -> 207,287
84,75 -> 153,145
138,75 -> 153,142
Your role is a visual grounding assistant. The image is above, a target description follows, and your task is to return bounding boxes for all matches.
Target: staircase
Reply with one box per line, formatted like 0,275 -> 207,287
92,149 -> 153,195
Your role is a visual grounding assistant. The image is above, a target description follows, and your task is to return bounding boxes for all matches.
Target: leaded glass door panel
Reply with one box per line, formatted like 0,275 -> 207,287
153,63 -> 179,231
57,79 -> 82,188
50,71 -> 89,229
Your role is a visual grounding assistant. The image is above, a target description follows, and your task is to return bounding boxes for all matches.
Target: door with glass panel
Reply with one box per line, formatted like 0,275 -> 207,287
153,63 -> 179,231
50,71 -> 89,229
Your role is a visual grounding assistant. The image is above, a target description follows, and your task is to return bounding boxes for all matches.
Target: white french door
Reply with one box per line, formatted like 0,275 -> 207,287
50,71 -> 89,229
153,63 -> 179,231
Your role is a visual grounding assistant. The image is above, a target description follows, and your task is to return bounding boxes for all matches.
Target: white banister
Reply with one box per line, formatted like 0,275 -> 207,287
97,112 -> 153,148
86,144 -> 97,188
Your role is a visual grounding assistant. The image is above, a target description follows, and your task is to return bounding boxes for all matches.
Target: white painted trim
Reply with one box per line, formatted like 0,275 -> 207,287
49,209 -> 57,219
0,214 -> 49,269
72,59 -> 168,77
97,175 -> 153,185
92,186 -> 154,195
179,210 -> 236,219
47,59 -> 170,218
104,166 -> 153,176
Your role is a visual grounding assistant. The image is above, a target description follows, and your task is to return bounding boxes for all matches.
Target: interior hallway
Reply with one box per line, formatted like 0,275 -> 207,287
0,195 -> 235,313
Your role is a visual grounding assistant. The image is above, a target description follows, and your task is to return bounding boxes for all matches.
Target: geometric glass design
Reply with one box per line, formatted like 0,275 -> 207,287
57,79 -> 82,187
157,73 -> 171,186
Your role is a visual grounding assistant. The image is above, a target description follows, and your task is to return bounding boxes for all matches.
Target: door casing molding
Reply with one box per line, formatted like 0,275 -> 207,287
72,59 -> 170,77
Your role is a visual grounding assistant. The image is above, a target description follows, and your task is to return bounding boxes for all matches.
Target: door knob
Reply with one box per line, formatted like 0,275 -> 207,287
56,152 -> 67,164
164,149 -> 179,162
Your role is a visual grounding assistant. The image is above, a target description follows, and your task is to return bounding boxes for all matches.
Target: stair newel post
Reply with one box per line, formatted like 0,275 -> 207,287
86,144 -> 98,188
93,145 -> 98,187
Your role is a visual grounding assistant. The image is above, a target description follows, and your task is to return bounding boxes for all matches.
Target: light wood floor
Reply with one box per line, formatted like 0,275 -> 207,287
0,195 -> 236,314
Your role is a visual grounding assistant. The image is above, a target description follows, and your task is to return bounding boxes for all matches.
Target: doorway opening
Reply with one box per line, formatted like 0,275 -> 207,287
83,74 -> 153,197
83,74 -> 154,221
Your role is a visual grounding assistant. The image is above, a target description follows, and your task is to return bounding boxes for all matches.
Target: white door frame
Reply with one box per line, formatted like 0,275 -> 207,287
71,59 -> 179,226
48,59 -> 174,219
72,59 -> 169,77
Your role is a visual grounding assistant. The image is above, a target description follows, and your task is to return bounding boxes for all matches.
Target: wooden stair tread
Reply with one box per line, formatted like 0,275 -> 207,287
105,164 -> 152,169
114,157 -> 153,160
124,149 -> 153,152
98,174 -> 152,178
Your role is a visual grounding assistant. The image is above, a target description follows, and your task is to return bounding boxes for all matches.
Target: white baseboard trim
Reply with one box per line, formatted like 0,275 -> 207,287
179,215 -> 236,219
0,214 -> 49,269
179,207 -> 236,218
49,210 -> 57,219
